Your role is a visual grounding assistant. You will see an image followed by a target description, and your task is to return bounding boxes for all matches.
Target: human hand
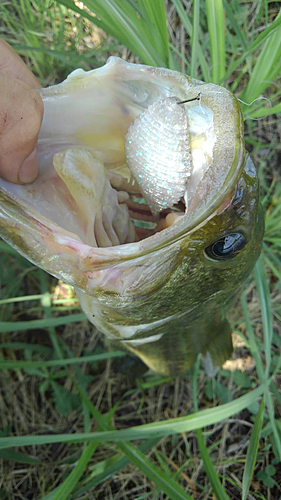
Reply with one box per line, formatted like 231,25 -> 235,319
0,39 -> 43,184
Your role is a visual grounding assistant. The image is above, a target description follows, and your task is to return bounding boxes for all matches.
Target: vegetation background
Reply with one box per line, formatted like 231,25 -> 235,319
0,0 -> 280,499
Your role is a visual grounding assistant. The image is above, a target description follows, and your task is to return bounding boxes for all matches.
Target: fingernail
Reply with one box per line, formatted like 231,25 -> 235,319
18,150 -> 39,184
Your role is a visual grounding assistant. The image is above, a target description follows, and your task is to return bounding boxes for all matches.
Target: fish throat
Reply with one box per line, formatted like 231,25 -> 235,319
46,90 -> 216,248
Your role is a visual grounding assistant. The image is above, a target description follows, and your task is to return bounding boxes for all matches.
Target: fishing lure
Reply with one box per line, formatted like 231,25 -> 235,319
125,94 -> 202,215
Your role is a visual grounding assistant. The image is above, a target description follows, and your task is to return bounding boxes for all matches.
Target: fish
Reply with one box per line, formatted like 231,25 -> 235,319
0,57 -> 264,376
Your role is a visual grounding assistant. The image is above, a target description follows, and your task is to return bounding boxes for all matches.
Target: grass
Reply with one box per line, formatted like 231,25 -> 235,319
0,0 -> 281,498
0,0 -> 119,84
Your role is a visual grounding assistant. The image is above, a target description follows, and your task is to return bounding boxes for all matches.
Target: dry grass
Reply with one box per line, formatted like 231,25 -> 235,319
1,281 -> 280,499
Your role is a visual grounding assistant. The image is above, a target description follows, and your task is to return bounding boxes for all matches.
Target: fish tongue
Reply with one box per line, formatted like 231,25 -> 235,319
53,148 -> 137,247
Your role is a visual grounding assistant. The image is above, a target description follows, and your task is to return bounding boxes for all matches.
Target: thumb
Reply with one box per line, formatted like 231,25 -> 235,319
0,73 -> 43,184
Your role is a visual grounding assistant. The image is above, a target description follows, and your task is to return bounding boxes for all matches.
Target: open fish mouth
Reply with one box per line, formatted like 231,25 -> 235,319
0,57 -> 264,374
0,56 -> 245,288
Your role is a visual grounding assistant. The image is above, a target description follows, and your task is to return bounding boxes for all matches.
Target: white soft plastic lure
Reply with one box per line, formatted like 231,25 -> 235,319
125,93 -> 205,215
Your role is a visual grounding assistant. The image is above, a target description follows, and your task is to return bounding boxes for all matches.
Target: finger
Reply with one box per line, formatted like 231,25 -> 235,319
0,38 -> 41,89
0,73 -> 43,184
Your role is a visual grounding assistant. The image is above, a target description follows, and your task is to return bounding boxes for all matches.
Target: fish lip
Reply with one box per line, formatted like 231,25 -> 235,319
0,57 -> 245,262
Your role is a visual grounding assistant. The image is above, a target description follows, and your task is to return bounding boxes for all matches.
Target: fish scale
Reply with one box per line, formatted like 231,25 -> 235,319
125,97 -> 192,216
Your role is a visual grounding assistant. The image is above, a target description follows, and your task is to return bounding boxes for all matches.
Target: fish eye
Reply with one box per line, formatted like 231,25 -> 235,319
205,233 -> 246,260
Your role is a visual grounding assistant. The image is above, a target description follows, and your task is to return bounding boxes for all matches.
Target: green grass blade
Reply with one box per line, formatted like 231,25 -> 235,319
240,293 -> 264,382
41,442 -> 159,499
249,102 -> 281,118
205,0 -> 225,82
263,246 -> 281,282
0,293 -> 50,306
270,382 -> 281,409
118,443 -> 194,500
0,449 -> 40,465
242,396 -> 265,500
253,258 -> 281,460
10,44 -> 99,67
192,356 -> 230,500
0,313 -> 87,333
0,351 -> 125,370
0,342 -> 52,354
223,0 -> 247,52
190,0 -> 200,78
38,269 -> 63,361
264,391 -> 281,461
56,0 -> 167,67
169,43 -> 191,73
138,0 -> 170,56
195,432 -> 230,499
171,0 -> 211,81
0,385 -> 264,449
71,439 -> 159,498
225,14 -> 281,80
240,10 -> 281,103
74,376 -> 193,499
51,442 -> 98,500
254,257 -> 272,378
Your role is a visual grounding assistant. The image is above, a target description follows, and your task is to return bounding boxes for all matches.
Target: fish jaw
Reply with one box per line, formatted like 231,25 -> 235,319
0,57 -> 245,273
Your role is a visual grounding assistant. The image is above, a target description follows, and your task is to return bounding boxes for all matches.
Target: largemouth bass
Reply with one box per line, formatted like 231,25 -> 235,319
0,58 -> 264,376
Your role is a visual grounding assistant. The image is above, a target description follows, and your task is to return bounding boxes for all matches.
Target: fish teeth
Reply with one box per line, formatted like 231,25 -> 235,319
125,97 -> 192,216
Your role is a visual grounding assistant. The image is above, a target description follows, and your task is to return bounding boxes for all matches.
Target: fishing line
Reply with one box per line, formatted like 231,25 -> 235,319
237,95 -> 272,120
